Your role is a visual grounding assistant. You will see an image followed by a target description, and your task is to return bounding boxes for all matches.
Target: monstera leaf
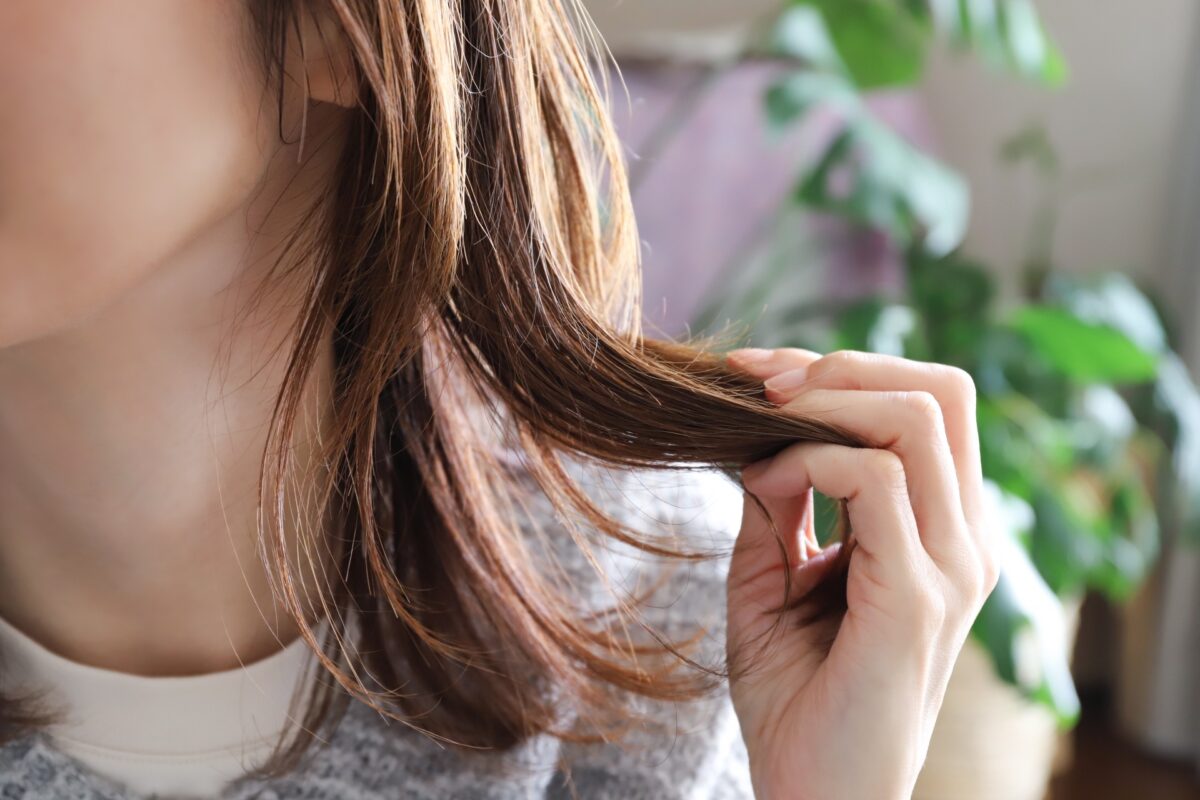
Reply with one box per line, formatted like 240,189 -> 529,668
1038,273 -> 1200,543
972,482 -> 1080,727
763,0 -> 1059,259
771,0 -> 1064,88
1007,307 -> 1158,384
925,0 -> 1066,84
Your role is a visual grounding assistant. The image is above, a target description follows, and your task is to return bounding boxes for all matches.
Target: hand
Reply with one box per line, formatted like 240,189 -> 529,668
722,348 -> 999,800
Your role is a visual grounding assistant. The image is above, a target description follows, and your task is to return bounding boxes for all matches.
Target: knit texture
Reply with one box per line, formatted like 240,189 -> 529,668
0,463 -> 755,799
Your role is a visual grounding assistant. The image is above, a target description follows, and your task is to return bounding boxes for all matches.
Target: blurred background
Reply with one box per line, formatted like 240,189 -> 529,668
583,1 -> 1200,798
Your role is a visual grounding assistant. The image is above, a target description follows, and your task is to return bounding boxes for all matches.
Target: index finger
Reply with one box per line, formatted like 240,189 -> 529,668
765,351 -> 983,527
726,347 -> 822,378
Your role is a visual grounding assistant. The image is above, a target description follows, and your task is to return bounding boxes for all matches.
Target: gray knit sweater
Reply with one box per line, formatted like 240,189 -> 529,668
0,464 -> 755,799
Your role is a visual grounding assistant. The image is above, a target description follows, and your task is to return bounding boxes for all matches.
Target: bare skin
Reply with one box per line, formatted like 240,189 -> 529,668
0,2 -> 996,797
0,1 -> 351,675
726,348 -> 998,800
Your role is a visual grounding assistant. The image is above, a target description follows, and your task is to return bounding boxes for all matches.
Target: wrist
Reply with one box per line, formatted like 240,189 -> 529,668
748,746 -> 919,800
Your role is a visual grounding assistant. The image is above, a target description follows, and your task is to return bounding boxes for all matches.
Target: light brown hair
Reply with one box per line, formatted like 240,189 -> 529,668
0,0 -> 861,773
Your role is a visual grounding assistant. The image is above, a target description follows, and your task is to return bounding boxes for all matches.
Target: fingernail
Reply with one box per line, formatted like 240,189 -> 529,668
763,366 -> 809,394
727,348 -> 773,365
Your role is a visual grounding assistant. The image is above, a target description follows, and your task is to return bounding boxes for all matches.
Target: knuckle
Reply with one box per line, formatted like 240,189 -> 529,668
823,349 -> 860,366
815,349 -> 869,381
908,585 -> 947,636
981,546 -> 1001,595
960,565 -> 988,608
941,548 -> 980,597
940,365 -> 977,403
962,549 -> 1000,607
900,390 -> 943,427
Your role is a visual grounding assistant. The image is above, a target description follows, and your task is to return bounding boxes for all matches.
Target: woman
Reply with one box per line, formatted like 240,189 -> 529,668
0,1 -> 997,798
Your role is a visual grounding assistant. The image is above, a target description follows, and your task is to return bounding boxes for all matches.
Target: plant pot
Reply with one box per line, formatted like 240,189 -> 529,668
912,595 -> 1083,800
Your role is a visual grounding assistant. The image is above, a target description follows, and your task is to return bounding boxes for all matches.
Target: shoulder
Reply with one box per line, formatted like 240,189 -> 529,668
584,461 -> 744,635
508,458 -> 755,799
503,455 -> 745,640
0,733 -> 133,799
230,459 -> 754,800
229,459 -> 754,799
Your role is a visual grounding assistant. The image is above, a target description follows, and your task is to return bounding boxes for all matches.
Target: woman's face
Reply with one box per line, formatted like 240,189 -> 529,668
0,1 -> 278,346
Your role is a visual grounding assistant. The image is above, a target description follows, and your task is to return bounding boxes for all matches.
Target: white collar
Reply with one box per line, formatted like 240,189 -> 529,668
0,610 -> 319,797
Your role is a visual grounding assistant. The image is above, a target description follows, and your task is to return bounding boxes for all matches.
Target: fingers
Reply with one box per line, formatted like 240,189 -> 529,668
765,351 -> 983,524
727,347 -> 821,378
786,540 -> 845,607
729,442 -> 937,651
740,443 -> 930,593
729,478 -> 817,607
729,348 -> 995,592
727,478 -> 845,647
770,389 -> 971,576
749,482 -> 813,573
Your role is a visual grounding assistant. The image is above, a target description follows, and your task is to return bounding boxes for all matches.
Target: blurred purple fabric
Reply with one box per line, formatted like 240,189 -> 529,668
606,60 -> 937,337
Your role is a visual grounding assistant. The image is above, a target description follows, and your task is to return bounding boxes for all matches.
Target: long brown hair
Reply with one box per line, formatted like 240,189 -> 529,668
1,0 -> 861,772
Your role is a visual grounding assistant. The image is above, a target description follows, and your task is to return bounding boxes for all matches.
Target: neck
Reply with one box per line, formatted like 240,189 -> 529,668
0,157 -> 338,678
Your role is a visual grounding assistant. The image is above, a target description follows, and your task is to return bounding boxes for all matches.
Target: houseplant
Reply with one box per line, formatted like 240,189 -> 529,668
684,1 -> 1200,796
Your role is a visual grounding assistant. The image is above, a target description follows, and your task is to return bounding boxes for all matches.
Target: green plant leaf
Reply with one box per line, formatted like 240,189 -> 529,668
997,0 -> 1068,85
929,0 -> 1067,86
970,481 -> 1080,726
1042,273 -> 1168,354
812,489 -> 841,547
1094,458 -> 1161,599
1028,461 -> 1159,600
909,253 -> 995,318
978,398 -> 1040,499
1038,274 -> 1200,544
795,115 -> 969,256
833,298 -> 917,355
1007,307 -> 1159,383
764,71 -> 859,131
769,5 -> 847,74
907,252 -> 995,364
1073,385 -> 1137,457
789,0 -> 931,89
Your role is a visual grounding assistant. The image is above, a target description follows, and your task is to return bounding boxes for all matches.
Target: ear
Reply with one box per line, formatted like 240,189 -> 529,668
295,4 -> 358,108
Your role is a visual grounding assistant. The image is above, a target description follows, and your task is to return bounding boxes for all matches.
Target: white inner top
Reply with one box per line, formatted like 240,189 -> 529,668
0,611 -> 317,798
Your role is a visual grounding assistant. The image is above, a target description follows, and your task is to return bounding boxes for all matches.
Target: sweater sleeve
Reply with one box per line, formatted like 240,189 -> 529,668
536,463 -> 756,800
